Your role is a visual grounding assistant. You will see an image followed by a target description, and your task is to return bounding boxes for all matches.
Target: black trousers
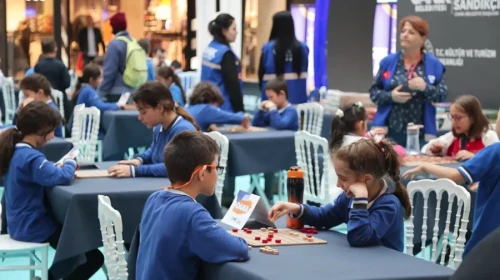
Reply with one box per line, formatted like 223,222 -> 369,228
45,228 -> 104,280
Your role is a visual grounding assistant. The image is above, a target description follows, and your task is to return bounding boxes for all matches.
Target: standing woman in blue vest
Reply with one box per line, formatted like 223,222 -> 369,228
259,11 -> 309,104
201,14 -> 244,113
370,16 -> 448,147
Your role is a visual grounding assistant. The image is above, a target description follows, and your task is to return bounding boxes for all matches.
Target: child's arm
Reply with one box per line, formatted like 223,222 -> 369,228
422,131 -> 454,156
251,110 -> 269,127
188,208 -> 249,263
134,163 -> 167,178
89,93 -> 120,111
205,105 -> 245,125
134,128 -> 158,164
269,108 -> 299,130
31,155 -> 76,186
296,194 -> 348,229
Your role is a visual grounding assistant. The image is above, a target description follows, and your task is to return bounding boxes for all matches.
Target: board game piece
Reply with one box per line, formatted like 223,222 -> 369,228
300,228 -> 307,233
260,228 -> 266,232
262,240 -> 268,244
273,229 -> 278,233
275,239 -> 281,244
312,229 -> 318,234
228,228 -> 327,247
268,227 -> 274,230
403,155 -> 458,166
268,234 -> 274,238
308,238 -> 314,242
288,232 -> 294,236
255,236 -> 260,240
75,170 -> 111,178
306,234 -> 312,238
272,250 -> 279,255
243,228 -> 249,231
232,228 -> 238,232
246,230 -> 252,234
302,236 -> 308,240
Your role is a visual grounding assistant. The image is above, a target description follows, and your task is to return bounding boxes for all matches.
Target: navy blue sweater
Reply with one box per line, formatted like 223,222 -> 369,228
252,104 -> 299,131
137,190 -> 249,280
187,104 -> 245,131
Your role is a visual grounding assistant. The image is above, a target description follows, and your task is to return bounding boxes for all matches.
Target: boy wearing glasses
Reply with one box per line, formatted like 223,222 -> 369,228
136,131 -> 249,280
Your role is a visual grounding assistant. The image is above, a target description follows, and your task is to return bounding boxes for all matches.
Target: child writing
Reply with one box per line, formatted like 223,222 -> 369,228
269,138 -> 411,251
186,82 -> 249,131
108,81 -> 198,178
423,95 -> 498,161
404,141 -> 500,258
18,74 -> 64,138
252,78 -> 299,131
157,66 -> 186,107
136,131 -> 249,280
0,101 -> 104,279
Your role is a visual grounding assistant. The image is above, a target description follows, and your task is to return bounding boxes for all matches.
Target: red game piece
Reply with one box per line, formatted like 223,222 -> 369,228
275,239 -> 281,243
246,230 -> 252,234
243,228 -> 249,231
268,234 -> 274,238
267,238 -> 273,242
262,240 -> 268,244
306,234 -> 312,238
273,229 -> 278,233
305,228 -> 313,234
312,229 -> 318,234
232,228 -> 238,232
255,236 -> 261,240
300,228 -> 307,233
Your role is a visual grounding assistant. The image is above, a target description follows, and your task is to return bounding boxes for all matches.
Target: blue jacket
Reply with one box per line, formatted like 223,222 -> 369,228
169,84 -> 185,107
133,117 -> 196,177
252,104 -> 299,131
372,52 -> 445,138
76,85 -> 120,111
187,104 -> 244,132
98,31 -> 135,96
200,40 -> 242,112
47,100 -> 64,138
260,41 -> 309,104
146,58 -> 156,81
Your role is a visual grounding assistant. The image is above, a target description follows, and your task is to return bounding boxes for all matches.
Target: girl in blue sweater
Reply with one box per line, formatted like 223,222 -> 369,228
18,74 -> 64,138
187,82 -> 249,131
0,101 -> 104,279
108,81 -> 198,178
269,138 -> 411,252
157,66 -> 186,107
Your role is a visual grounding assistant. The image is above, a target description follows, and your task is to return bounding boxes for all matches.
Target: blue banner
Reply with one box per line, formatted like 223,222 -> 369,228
313,0 -> 329,89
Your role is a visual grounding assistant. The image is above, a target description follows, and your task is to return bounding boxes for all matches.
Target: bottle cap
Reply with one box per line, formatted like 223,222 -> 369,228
287,166 -> 304,178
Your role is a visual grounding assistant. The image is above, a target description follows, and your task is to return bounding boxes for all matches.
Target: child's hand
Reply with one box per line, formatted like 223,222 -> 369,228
429,142 -> 444,154
268,202 -> 301,222
241,115 -> 250,129
347,183 -> 368,198
260,101 -> 270,110
108,165 -> 131,178
467,182 -> 478,192
455,150 -> 474,161
118,159 -> 141,166
370,127 -> 387,136
403,164 -> 428,180
264,101 -> 276,110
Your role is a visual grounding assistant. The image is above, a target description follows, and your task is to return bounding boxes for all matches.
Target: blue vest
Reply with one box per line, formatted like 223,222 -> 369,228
200,40 -> 242,112
260,41 -> 309,104
372,52 -> 445,138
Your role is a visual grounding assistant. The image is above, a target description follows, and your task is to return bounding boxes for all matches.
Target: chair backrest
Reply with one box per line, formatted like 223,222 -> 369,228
204,131 -> 229,206
67,70 -> 78,97
2,77 -> 16,125
295,130 -> 331,205
322,89 -> 342,115
98,195 -> 128,280
406,179 -> 471,269
243,95 -> 261,114
297,102 -> 324,135
51,89 -> 65,117
71,106 -> 100,163
178,71 -> 200,101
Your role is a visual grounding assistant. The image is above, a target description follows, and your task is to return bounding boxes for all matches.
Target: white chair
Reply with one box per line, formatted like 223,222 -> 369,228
2,77 -> 16,125
98,195 -> 128,280
243,95 -> 261,114
406,179 -> 471,269
67,70 -> 78,98
51,89 -> 65,119
297,102 -> 324,136
0,204 -> 50,280
71,106 -> 101,163
322,89 -> 342,115
295,130 -> 340,206
178,71 -> 200,101
205,131 -> 229,206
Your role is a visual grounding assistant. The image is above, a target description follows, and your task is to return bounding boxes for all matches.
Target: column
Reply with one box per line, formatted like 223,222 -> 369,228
194,0 -> 216,70
121,0 -> 146,40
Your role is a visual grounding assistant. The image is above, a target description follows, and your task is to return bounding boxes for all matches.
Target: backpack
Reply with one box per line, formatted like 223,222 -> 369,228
116,36 -> 148,88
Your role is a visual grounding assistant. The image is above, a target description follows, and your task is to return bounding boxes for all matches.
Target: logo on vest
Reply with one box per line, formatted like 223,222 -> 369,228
428,75 -> 436,83
203,47 -> 218,61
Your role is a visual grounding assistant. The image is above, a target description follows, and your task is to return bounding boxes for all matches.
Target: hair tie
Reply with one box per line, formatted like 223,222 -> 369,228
335,109 -> 344,118
354,101 -> 363,108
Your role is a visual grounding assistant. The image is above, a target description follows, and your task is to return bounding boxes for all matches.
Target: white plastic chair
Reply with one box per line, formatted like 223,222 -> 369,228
67,70 -> 78,98
71,106 -> 101,163
205,131 -> 229,206
0,204 -> 50,280
97,195 -> 128,280
297,102 -> 324,136
295,130 -> 339,206
406,179 -> 471,269
178,71 -> 200,101
322,89 -> 342,115
51,89 -> 65,119
2,77 -> 16,125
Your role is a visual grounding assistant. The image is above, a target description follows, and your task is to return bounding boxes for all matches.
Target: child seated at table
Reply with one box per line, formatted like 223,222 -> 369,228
404,141 -> 500,258
0,101 -> 104,280
252,78 -> 299,131
269,138 -> 410,252
423,95 -> 498,161
136,131 -> 249,280
187,82 -> 249,131
108,81 -> 198,178
157,66 -> 186,107
18,74 -> 64,138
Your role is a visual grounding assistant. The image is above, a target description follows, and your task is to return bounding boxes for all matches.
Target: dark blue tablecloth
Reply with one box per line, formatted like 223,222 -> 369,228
44,162 -> 221,279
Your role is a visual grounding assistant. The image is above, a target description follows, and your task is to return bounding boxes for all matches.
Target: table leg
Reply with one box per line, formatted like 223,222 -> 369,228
249,175 -> 272,210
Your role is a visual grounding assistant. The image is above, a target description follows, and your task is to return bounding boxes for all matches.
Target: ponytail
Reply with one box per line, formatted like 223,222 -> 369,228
72,77 -> 84,102
330,113 -> 346,151
330,103 -> 367,151
378,140 -> 412,219
0,128 -> 24,176
175,105 -> 200,131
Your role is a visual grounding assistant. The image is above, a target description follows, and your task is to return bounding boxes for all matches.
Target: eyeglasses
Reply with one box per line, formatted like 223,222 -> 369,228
171,164 -> 224,190
448,113 -> 468,121
206,164 -> 225,175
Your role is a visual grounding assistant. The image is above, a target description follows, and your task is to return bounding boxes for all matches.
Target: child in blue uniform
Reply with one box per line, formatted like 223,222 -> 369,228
18,74 -> 64,138
157,66 -> 186,107
108,81 -> 198,178
404,142 -> 500,258
269,138 -> 411,252
187,82 -> 249,131
252,78 -> 299,131
137,131 -> 249,280
0,101 -> 104,279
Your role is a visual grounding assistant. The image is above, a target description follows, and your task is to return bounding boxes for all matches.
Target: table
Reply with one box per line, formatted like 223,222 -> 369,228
45,162 -> 221,279
201,219 -> 454,280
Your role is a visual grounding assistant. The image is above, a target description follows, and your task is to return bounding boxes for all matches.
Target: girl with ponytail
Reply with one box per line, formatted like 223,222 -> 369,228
108,81 -> 198,178
268,138 -> 410,252
157,66 -> 187,106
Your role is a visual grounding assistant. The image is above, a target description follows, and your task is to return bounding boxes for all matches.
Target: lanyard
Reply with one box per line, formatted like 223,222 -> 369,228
407,54 -> 422,80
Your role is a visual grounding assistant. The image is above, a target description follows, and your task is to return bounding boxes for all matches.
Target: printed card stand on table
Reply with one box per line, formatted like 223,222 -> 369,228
222,190 -> 275,230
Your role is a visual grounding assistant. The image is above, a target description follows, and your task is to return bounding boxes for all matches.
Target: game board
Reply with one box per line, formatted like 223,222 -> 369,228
75,170 -> 111,178
221,126 -> 269,133
228,227 -> 327,247
403,155 -> 457,166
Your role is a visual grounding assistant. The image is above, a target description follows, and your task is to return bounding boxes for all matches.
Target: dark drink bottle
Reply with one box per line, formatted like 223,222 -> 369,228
286,166 -> 304,229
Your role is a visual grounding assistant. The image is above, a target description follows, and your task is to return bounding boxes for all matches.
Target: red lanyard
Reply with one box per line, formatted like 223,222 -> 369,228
407,54 -> 422,80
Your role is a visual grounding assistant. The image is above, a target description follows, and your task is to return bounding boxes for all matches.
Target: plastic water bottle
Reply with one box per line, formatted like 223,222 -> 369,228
406,122 -> 423,155
286,167 -> 304,229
